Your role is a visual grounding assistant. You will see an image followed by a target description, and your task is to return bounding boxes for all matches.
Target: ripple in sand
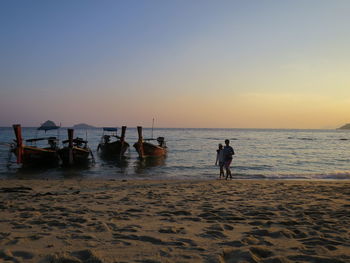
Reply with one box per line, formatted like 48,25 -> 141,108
199,230 -> 227,239
220,249 -> 260,263
12,250 -> 35,260
158,226 -> 186,234
40,249 -> 104,263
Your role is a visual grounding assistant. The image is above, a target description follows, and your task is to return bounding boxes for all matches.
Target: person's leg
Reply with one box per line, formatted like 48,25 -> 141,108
225,160 -> 232,179
225,164 -> 229,179
225,167 -> 230,179
220,164 -> 224,178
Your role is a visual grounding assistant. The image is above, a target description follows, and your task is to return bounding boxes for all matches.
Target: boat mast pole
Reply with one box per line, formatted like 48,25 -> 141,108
120,126 -> 126,157
151,118 -> 154,139
137,126 -> 144,158
12,124 -> 23,164
68,129 -> 74,165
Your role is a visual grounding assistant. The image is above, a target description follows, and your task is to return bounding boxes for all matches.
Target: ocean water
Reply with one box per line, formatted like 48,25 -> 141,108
0,127 -> 350,180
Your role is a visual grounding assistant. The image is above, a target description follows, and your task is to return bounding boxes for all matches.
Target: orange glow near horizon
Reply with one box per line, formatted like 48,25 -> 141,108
1,1 -> 350,129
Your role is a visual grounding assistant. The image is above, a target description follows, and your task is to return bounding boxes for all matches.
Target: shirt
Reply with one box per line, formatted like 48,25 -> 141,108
216,149 -> 225,163
223,145 -> 234,161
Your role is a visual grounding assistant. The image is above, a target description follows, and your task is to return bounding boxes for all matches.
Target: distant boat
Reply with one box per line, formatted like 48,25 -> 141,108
59,129 -> 93,166
97,126 -> 129,158
133,126 -> 167,158
11,124 -> 60,167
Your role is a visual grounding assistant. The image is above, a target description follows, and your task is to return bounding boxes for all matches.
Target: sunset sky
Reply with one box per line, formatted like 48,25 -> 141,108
1,0 -> 350,128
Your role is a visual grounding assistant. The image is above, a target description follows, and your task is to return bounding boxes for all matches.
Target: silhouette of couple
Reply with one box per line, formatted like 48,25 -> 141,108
215,139 -> 235,179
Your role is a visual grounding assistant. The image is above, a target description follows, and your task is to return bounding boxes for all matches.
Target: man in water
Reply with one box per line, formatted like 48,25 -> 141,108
223,139 -> 235,179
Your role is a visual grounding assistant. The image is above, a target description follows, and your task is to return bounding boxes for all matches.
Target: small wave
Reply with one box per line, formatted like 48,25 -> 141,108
204,137 -> 238,141
232,173 -> 267,179
335,158 -> 350,163
287,137 -> 317,141
318,171 -> 350,180
235,165 -> 274,171
263,171 -> 350,180
339,138 -> 349,141
266,174 -> 310,180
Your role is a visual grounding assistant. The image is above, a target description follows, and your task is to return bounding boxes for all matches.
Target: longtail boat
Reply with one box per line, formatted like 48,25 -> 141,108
59,129 -> 93,166
11,124 -> 60,167
97,126 -> 129,158
133,126 -> 167,158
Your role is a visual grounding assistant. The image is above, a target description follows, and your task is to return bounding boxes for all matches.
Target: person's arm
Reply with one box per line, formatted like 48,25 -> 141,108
215,152 -> 219,165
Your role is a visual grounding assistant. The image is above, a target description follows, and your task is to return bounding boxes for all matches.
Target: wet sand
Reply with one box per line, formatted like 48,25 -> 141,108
0,179 -> 349,263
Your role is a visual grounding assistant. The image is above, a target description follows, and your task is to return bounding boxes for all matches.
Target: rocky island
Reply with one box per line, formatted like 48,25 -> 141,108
72,123 -> 96,129
338,123 -> 350,130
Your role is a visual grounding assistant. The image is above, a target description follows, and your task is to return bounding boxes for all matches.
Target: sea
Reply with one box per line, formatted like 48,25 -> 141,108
0,127 -> 350,180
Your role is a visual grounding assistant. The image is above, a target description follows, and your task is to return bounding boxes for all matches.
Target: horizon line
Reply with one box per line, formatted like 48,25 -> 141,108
0,126 -> 343,130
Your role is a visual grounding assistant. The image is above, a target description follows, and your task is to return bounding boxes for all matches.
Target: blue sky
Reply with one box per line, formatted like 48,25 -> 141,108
1,0 -> 350,128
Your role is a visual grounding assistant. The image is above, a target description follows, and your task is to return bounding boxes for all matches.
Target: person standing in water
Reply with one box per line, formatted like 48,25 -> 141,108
215,144 -> 225,179
223,139 -> 235,179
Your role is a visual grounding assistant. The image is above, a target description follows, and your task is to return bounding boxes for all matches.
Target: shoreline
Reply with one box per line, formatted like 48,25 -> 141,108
1,179 -> 349,262
2,177 -> 350,182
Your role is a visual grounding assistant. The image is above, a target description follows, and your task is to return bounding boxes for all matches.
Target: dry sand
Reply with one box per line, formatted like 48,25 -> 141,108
0,179 -> 349,263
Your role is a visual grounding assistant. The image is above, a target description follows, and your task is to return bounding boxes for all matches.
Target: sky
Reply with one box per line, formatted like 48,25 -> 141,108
1,0 -> 350,128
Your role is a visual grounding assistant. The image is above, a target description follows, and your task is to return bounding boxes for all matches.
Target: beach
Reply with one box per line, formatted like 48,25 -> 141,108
0,179 -> 349,263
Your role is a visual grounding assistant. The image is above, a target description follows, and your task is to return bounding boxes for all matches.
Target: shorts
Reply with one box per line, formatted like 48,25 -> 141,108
224,159 -> 232,168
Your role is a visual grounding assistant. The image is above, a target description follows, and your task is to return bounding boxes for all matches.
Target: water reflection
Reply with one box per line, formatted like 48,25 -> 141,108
134,156 -> 166,174
60,166 -> 91,178
15,166 -> 52,178
12,162 -> 94,179
100,156 -> 129,167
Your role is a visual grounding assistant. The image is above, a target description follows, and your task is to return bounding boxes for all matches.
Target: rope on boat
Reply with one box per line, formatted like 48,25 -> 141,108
0,142 -> 12,147
7,144 -> 15,167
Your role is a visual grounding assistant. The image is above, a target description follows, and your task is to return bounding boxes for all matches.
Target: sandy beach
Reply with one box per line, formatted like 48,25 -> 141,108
0,179 -> 349,263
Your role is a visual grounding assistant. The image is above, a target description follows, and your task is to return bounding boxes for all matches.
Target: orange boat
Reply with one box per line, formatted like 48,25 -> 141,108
11,124 -> 60,167
133,126 -> 167,158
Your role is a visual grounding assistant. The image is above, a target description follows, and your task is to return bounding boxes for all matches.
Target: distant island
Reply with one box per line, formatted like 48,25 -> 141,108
338,123 -> 350,130
38,120 -> 60,131
72,123 -> 96,129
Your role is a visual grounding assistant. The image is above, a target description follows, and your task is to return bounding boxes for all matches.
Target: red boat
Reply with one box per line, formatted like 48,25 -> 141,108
133,126 -> 167,158
97,126 -> 129,158
59,129 -> 93,166
11,124 -> 60,167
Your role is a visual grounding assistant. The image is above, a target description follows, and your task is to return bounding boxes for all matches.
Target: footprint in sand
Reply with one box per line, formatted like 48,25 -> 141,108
199,229 -> 227,240
70,249 -> 103,263
12,250 -> 35,260
158,226 -> 186,234
220,246 -> 275,263
0,250 -> 34,262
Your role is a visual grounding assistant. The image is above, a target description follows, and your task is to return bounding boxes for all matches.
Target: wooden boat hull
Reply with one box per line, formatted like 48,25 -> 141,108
59,147 -> 91,166
13,146 -> 59,167
133,141 -> 166,158
98,141 -> 129,157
